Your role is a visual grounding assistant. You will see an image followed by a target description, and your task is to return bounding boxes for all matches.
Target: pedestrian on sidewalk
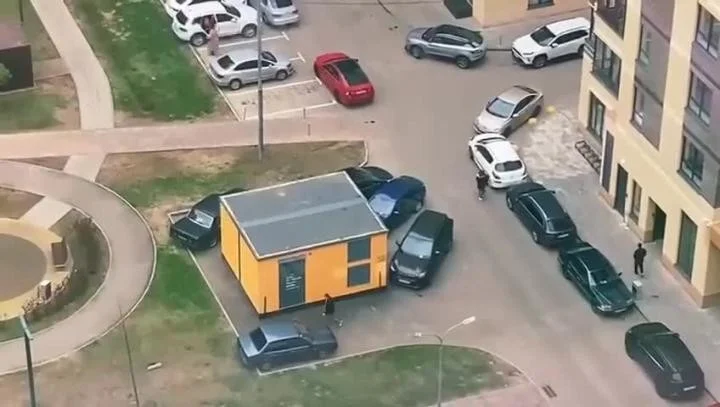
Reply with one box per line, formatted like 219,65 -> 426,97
322,294 -> 343,327
475,170 -> 489,201
633,243 -> 647,277
207,18 -> 219,56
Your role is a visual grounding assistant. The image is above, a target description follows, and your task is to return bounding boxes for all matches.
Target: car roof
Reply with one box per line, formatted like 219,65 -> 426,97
223,48 -> 260,62
565,244 -> 610,271
483,139 -> 521,162
184,2 -> 231,15
546,17 -> 590,35
498,85 -> 538,103
435,24 -> 477,38
375,175 -> 422,200
409,210 -> 450,238
259,321 -> 302,341
528,190 -> 566,218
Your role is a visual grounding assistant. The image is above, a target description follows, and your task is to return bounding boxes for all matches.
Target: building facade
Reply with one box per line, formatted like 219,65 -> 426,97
578,0 -> 720,307
473,0 -> 587,27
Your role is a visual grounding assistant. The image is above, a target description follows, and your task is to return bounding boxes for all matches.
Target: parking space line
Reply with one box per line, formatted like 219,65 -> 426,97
314,77 -> 322,85
220,34 -> 287,49
245,100 -> 338,120
289,52 -> 305,63
296,52 -> 305,63
231,79 -> 320,95
281,31 -> 289,41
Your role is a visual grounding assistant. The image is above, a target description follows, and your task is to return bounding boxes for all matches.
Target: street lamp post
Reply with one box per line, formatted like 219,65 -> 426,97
255,2 -> 264,160
19,316 -> 37,407
413,316 -> 476,407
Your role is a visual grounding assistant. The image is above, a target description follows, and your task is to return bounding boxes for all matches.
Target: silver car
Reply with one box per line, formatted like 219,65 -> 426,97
258,0 -> 299,26
473,85 -> 544,135
209,48 -> 294,90
404,24 -> 487,69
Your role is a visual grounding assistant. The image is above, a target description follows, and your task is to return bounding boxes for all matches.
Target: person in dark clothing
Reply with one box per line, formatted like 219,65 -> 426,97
475,170 -> 489,200
633,243 -> 647,277
322,294 -> 342,327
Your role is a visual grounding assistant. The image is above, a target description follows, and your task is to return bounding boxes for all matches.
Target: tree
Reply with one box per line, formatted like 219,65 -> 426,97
0,63 -> 12,87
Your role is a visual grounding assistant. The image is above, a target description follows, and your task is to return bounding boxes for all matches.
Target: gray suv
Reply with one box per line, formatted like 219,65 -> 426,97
405,24 -> 487,69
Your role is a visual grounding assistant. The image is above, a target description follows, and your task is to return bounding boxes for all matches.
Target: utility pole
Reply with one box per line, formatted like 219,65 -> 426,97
19,316 -> 37,407
255,3 -> 264,160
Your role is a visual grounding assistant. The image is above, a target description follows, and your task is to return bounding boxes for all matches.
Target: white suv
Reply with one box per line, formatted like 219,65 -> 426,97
467,133 -> 528,189
172,2 -> 257,47
511,17 -> 589,69
163,0 -> 247,18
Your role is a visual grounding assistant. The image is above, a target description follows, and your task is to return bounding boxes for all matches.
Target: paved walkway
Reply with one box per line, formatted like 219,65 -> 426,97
25,0 -> 114,228
0,160 -> 154,375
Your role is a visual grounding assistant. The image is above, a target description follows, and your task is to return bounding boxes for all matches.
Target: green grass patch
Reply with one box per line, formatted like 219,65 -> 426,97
71,0 -> 216,120
0,88 -> 62,131
0,0 -> 59,60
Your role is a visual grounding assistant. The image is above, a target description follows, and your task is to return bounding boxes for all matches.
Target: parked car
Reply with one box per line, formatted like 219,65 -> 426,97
473,85 -> 543,135
558,241 -> 635,314
467,133 -> 528,188
258,0 -> 299,26
172,2 -> 257,47
237,321 -> 337,370
404,24 -> 487,69
163,0 -> 247,18
511,17 -> 590,68
209,48 -> 294,90
368,175 -> 426,230
505,182 -> 576,246
314,52 -> 375,106
342,166 -> 394,198
170,188 -> 244,250
390,210 -> 453,289
625,322 -> 705,400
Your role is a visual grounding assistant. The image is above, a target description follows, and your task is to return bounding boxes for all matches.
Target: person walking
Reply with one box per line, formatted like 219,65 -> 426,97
475,170 -> 489,201
633,243 -> 647,277
207,17 -> 220,56
322,294 -> 342,327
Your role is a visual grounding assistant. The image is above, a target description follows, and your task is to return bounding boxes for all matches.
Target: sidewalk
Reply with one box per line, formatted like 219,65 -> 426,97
436,383 -> 547,407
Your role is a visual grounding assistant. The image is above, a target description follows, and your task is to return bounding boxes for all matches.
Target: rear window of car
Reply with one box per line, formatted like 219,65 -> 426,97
249,328 -> 267,349
176,11 -> 188,24
274,0 -> 293,7
547,217 -> 572,232
217,55 -> 234,69
334,59 -> 369,86
455,27 -> 483,45
495,160 -> 522,172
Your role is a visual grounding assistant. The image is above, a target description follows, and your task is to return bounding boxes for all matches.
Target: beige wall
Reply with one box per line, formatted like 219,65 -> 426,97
473,0 -> 587,27
578,0 -> 720,306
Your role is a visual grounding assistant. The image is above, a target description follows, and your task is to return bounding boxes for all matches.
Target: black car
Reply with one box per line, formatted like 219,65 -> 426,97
390,210 -> 454,289
558,241 -> 635,315
368,175 -> 426,230
625,322 -> 705,400
506,182 -> 576,246
342,166 -> 394,198
169,188 -> 244,250
237,321 -> 337,370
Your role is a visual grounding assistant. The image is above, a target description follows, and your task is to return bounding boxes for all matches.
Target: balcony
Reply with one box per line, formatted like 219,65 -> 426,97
595,0 -> 626,38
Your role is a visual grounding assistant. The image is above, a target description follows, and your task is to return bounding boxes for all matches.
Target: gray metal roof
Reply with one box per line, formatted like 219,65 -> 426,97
221,172 -> 387,259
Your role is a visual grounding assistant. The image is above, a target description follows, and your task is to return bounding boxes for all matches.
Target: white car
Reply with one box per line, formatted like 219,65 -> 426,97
258,0 -> 299,26
511,17 -> 589,68
467,133 -> 528,189
164,0 -> 247,18
172,2 -> 257,47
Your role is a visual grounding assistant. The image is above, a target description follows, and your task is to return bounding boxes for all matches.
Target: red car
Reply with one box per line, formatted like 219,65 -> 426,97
313,52 -> 374,106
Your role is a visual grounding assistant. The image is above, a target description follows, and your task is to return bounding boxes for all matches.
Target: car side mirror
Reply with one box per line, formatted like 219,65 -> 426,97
550,43 -> 558,48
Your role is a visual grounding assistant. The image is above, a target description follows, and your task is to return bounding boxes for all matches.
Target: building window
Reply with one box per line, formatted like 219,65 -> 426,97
588,93 -> 605,140
680,137 -> 704,185
638,24 -> 651,65
677,212 -> 697,280
347,237 -> 371,263
696,6 -> 720,58
630,181 -> 641,222
347,263 -> 370,287
688,73 -> 712,125
592,38 -> 622,95
631,86 -> 645,128
528,0 -> 553,9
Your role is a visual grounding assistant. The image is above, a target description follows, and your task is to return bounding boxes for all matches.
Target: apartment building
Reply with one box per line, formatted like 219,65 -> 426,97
472,0 -> 586,26
578,0 -> 720,307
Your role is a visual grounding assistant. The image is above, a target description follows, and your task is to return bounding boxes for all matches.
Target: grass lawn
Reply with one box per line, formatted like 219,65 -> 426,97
0,87 -> 63,131
0,0 -> 59,61
70,0 -> 217,120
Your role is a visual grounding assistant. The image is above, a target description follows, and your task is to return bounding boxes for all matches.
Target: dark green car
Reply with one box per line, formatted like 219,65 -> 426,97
558,241 -> 635,315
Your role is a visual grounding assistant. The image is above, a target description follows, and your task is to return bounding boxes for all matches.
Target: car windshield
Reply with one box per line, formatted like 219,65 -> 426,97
400,232 -> 434,258
176,11 -> 188,24
334,59 -> 369,86
274,0 -> 293,7
224,4 -> 240,17
177,0 -> 188,4
261,51 -> 277,63
217,55 -> 234,69
589,268 -> 616,286
369,194 -> 395,217
547,218 -> 572,232
495,160 -> 522,172
486,97 -> 514,118
530,26 -> 555,46
187,209 -> 214,229
421,27 -> 434,41
293,322 -> 310,338
249,328 -> 267,349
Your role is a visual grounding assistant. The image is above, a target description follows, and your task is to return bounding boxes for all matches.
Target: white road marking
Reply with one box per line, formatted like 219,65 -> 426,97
230,78 -> 320,95
220,34 -> 286,48
314,76 -> 322,85
296,51 -> 306,63
244,100 -> 338,120
281,31 -> 289,41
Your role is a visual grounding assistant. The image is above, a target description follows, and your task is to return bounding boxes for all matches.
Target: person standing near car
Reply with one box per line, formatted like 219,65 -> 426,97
475,170 -> 489,200
207,17 -> 219,56
633,243 -> 647,277
322,294 -> 342,327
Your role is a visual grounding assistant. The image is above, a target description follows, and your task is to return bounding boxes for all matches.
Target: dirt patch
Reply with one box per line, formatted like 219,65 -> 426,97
40,75 -> 81,131
115,95 -> 234,128
12,156 -> 69,170
0,188 -> 42,219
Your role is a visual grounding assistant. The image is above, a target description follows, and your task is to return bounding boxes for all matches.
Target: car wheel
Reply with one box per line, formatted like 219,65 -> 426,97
275,70 -> 288,80
260,361 -> 272,371
531,106 -> 541,118
210,235 -> 219,248
455,56 -> 471,69
190,33 -> 207,47
506,196 -> 513,210
409,45 -> 424,59
242,24 -> 257,38
501,128 -> 510,137
560,265 -> 570,280
229,79 -> 242,90
532,55 -> 547,69
531,231 -> 539,243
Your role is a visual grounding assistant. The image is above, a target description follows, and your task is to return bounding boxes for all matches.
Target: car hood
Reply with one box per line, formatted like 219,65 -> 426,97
209,58 -> 232,76
311,326 -> 337,346
171,216 -> 210,240
270,4 -> 297,14
592,281 -> 634,308
475,110 -> 508,133
512,34 -> 543,54
406,27 -> 427,42
237,334 -> 261,358
393,250 -> 430,278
